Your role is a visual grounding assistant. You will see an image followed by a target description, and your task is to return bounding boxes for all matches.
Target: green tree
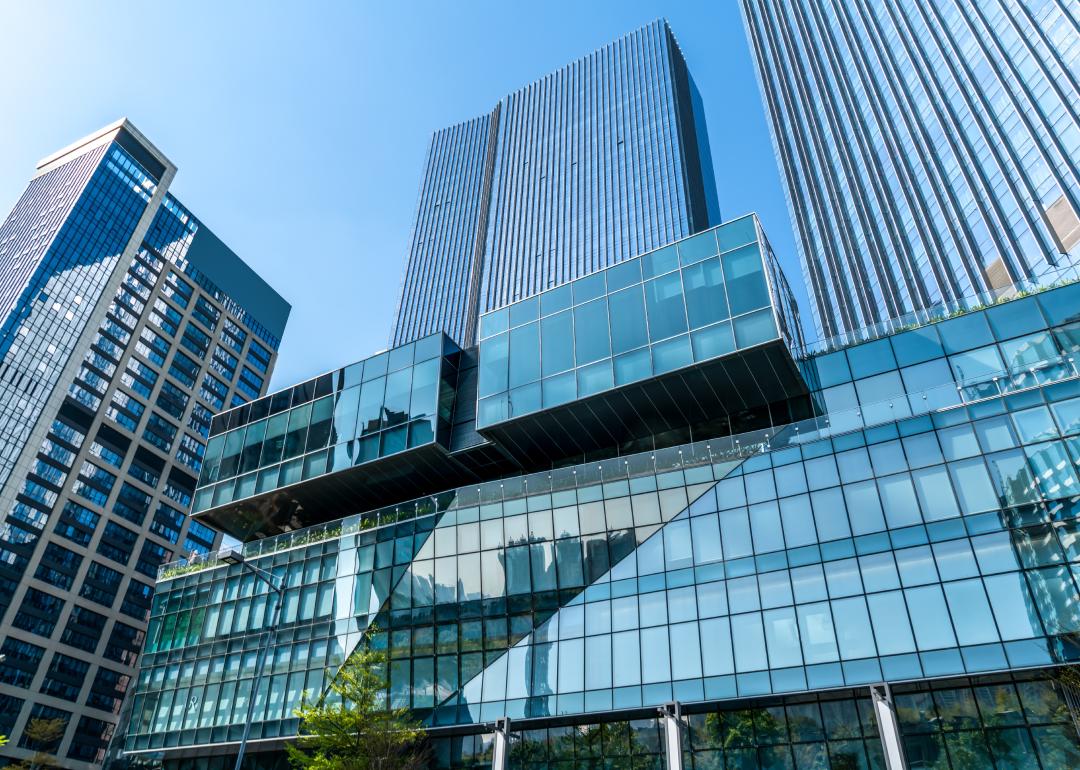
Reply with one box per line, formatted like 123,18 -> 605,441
288,636 -> 428,770
1050,631 -> 1080,693
7,717 -> 66,770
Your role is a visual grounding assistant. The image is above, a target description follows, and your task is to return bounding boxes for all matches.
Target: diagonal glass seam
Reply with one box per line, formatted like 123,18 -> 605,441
327,518 -> 443,683
430,460 -> 749,720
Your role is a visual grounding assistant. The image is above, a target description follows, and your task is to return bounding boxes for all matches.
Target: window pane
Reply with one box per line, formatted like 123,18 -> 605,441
691,322 -> 735,360
733,309 -> 777,348
722,244 -> 770,315
644,273 -> 687,342
541,312 -> 574,376
574,299 -> 610,365
478,333 -> 509,398
608,286 -> 649,354
508,323 -> 540,389
682,258 -> 728,329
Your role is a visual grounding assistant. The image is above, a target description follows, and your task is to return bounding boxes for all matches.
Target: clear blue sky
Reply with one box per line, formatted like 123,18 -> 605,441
0,1 -> 808,390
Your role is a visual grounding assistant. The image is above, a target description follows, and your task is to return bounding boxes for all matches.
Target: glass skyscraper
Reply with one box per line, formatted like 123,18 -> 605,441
0,120 -> 289,767
741,0 -> 1080,341
391,19 -> 720,348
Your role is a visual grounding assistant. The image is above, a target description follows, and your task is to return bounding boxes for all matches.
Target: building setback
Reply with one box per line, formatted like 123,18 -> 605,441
390,18 -> 720,348
0,120 -> 289,767
741,0 -> 1080,341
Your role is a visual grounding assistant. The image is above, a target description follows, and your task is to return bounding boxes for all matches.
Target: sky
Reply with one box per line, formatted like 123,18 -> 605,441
0,1 -> 807,391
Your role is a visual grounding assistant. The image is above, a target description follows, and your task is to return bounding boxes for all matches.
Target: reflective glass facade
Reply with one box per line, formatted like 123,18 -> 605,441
195,334 -> 457,516
392,19 -> 720,348
0,141 -> 154,495
475,216 -> 802,427
742,0 -> 1080,340
0,122 -> 289,768
123,279 -> 1080,769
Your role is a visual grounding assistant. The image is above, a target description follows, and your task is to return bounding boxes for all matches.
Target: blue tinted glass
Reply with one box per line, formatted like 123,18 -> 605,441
813,350 -> 851,388
1037,282 -> 1080,326
508,383 -> 541,418
363,351 -> 388,381
508,296 -> 539,328
540,284 -> 572,316
606,258 -> 642,291
733,309 -> 777,348
577,361 -> 613,397
413,333 -> 443,362
614,348 -> 651,385
641,244 -> 679,278
938,313 -> 994,354
900,359 -> 953,394
717,215 -> 757,252
999,332 -> 1059,370
387,342 -> 414,372
478,333 -> 509,398
986,297 -> 1045,340
508,323 -> 541,389
651,336 -> 692,374
573,272 -> 606,305
342,361 -> 364,389
846,339 -> 896,379
478,394 -> 508,426
541,312 -> 574,376
949,345 -> 1004,381
891,326 -> 944,367
691,322 -> 735,361
574,299 -> 610,365
479,308 -> 507,339
644,273 -> 687,341
542,372 -> 576,407
682,258 -> 728,329
608,286 -> 649,353
677,231 -> 718,265
380,426 -> 407,456
722,244 -> 770,315
382,368 -> 412,428
409,359 -> 440,421
357,377 -> 385,435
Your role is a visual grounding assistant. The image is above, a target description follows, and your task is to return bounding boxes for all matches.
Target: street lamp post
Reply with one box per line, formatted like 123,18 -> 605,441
221,549 -> 284,770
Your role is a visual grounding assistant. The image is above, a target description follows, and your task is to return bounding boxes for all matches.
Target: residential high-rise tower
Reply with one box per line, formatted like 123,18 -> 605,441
741,0 -> 1080,339
391,18 -> 720,347
0,120 -> 289,767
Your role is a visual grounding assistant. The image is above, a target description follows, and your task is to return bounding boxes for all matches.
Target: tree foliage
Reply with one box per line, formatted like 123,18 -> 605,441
1050,631 -> 1080,704
7,718 -> 66,770
288,635 -> 428,770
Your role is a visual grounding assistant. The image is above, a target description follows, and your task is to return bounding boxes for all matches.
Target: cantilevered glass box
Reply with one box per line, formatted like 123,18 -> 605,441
193,333 -> 461,537
474,215 -> 810,463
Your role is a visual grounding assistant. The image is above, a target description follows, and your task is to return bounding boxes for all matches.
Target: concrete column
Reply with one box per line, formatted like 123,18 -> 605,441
871,683 -> 908,770
660,702 -> 684,770
492,717 -> 511,770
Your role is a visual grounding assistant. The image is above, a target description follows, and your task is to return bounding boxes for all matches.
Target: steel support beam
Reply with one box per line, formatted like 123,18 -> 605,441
871,683 -> 908,770
660,701 -> 684,770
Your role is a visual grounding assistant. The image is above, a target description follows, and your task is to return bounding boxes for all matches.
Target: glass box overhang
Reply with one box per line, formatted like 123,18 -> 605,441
473,216 -> 809,463
192,333 -> 468,539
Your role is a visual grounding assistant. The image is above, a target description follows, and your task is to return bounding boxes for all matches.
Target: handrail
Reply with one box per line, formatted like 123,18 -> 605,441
793,265 -> 1080,360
